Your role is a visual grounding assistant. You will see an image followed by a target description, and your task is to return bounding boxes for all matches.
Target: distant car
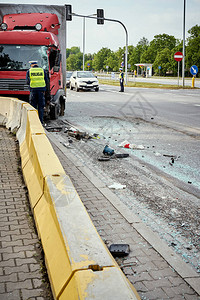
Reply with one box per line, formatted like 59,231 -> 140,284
66,71 -> 73,88
70,71 -> 99,92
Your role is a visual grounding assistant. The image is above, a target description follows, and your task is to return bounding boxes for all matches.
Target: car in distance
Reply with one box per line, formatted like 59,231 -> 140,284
66,71 -> 73,88
70,71 -> 99,92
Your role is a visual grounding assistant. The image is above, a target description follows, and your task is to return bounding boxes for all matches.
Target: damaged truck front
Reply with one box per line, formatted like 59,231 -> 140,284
0,4 -> 67,119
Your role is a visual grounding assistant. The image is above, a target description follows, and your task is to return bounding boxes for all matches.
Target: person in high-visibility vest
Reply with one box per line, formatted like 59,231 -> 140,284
119,68 -> 124,92
26,61 -> 48,124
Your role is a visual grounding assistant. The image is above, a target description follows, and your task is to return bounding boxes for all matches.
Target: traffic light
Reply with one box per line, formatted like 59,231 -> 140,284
97,9 -> 104,24
66,4 -> 72,21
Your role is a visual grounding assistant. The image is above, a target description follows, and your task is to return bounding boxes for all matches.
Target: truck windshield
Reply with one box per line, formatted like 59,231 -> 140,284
0,45 -> 48,71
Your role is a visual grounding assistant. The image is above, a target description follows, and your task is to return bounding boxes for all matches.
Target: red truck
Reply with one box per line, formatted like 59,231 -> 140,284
0,4 -> 67,119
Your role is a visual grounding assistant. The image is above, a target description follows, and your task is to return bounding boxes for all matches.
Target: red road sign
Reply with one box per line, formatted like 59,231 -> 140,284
174,51 -> 183,62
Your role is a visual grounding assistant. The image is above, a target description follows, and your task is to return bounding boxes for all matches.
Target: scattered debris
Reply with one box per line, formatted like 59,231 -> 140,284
119,140 -> 145,150
171,242 -> 177,247
98,156 -> 111,161
155,152 -> 162,157
108,183 -> 126,189
46,126 -> 62,132
61,142 -> 72,148
67,129 -> 91,140
163,154 -> 178,159
103,145 -> 114,156
109,244 -> 130,257
114,153 -> 129,158
186,246 -> 192,250
98,152 -> 129,161
93,133 -> 100,139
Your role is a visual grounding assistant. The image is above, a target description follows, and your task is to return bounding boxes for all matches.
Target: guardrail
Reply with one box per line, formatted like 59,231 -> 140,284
0,96 -> 140,300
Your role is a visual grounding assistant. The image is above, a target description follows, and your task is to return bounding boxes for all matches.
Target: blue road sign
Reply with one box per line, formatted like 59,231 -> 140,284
190,65 -> 198,76
121,62 -> 124,67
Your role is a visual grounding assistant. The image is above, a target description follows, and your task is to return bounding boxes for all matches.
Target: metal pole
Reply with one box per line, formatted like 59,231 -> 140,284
178,61 -> 180,87
182,0 -> 186,87
125,32 -> 128,85
72,13 -> 128,84
83,17 -> 85,71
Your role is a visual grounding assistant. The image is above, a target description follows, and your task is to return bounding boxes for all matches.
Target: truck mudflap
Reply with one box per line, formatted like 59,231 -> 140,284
45,88 -> 66,120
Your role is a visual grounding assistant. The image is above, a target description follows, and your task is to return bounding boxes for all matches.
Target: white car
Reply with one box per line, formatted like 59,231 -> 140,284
70,71 -> 99,92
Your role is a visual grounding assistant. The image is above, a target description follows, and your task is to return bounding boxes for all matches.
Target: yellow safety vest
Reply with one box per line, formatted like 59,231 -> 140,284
119,72 -> 124,79
30,67 -> 45,88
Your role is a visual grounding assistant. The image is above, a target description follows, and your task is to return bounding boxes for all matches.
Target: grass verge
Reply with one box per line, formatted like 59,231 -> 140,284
99,79 -> 197,89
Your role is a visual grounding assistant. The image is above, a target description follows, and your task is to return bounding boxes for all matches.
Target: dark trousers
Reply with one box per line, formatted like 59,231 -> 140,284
120,79 -> 124,92
30,90 -> 45,123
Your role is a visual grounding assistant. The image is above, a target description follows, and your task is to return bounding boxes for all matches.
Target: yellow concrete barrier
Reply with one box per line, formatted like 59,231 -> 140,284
20,109 -> 45,168
0,96 -> 12,125
22,134 -> 65,209
16,102 -> 36,145
34,173 -> 140,299
6,98 -> 26,132
60,268 -> 140,300
0,97 -> 140,300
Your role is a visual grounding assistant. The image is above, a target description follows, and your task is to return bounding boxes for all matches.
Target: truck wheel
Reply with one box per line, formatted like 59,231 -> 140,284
60,99 -> 65,116
50,104 -> 60,119
75,84 -> 79,92
70,83 -> 73,90
95,87 -> 99,92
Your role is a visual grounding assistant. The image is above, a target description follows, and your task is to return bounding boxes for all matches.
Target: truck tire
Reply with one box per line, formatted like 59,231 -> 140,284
95,87 -> 99,92
70,83 -> 73,90
60,99 -> 65,116
50,103 -> 60,119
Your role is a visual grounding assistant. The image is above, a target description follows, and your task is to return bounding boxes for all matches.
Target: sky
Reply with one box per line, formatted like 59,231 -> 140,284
1,0 -> 200,54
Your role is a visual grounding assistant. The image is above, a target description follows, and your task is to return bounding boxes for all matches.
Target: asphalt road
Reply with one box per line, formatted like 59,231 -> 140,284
67,84 -> 200,131
64,85 -> 200,189
49,84 -> 200,273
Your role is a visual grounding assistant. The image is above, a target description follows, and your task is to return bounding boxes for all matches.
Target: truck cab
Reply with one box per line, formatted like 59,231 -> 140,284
0,9 -> 66,119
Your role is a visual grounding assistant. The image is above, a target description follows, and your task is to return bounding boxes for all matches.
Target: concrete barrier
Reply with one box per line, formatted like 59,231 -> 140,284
0,97 -> 140,300
0,96 -> 11,125
6,98 -> 26,132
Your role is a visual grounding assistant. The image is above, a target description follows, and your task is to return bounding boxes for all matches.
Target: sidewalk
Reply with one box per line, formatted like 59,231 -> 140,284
49,133 -> 200,300
0,127 -> 53,300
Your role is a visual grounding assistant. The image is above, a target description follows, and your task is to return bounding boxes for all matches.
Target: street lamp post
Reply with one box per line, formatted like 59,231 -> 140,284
83,17 -> 85,71
82,14 -> 96,71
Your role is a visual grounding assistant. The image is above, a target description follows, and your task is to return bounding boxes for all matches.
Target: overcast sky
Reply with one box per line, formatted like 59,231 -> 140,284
1,0 -> 200,53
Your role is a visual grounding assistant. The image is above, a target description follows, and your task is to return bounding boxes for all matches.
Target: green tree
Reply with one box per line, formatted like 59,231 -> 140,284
104,51 -> 118,71
142,34 -> 177,64
93,48 -> 112,71
67,52 -> 82,70
153,48 -> 172,76
129,37 -> 149,67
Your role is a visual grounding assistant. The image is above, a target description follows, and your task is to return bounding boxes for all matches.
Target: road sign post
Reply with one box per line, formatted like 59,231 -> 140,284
174,52 -> 183,87
190,65 -> 198,88
158,66 -> 161,76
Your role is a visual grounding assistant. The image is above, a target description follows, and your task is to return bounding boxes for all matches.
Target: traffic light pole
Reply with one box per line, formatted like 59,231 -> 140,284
71,13 -> 128,85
